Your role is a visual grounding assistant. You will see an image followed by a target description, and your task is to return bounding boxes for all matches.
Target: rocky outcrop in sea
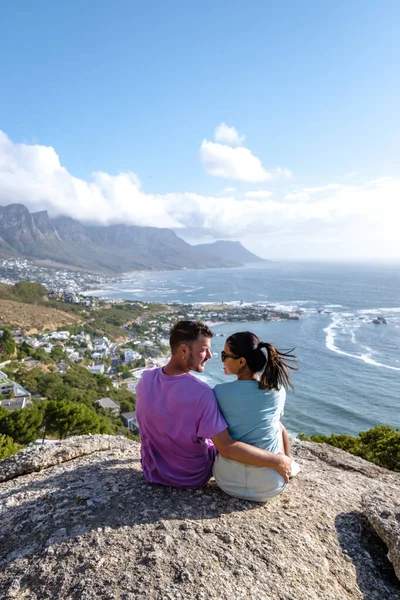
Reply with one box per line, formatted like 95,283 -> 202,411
0,435 -> 399,599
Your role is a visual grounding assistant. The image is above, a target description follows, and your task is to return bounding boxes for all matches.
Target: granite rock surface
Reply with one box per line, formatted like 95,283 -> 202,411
362,484 -> 400,581
0,435 -> 399,600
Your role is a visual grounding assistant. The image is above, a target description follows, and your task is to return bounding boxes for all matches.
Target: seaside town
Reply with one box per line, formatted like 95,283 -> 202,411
0,264 -> 302,455
0,257 -> 116,293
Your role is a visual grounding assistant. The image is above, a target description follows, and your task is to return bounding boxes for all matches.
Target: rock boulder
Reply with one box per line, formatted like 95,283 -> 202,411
362,484 -> 400,581
0,435 -> 399,599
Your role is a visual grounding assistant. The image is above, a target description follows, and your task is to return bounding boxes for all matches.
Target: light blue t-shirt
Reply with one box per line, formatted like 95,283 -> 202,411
213,380 -> 286,453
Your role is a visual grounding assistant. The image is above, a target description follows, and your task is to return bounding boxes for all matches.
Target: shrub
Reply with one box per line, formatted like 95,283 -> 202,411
298,425 -> 400,471
0,433 -> 22,460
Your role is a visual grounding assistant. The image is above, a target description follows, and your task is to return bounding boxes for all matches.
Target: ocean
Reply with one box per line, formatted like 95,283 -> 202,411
90,262 -> 400,437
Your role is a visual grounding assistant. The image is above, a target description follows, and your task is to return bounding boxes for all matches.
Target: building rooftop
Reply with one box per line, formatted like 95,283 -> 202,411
121,411 -> 137,420
96,397 -> 119,410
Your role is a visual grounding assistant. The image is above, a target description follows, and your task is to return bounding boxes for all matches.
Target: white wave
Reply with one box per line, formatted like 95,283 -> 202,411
324,315 -> 400,371
259,301 -> 308,313
357,307 -> 400,315
324,304 -> 344,308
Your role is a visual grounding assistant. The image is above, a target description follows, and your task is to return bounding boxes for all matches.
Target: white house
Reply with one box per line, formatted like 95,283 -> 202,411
93,337 -> 110,350
124,349 -> 141,364
0,371 -> 31,404
91,350 -> 107,360
88,364 -> 105,375
24,337 -> 42,349
50,331 -> 70,341
65,348 -> 80,362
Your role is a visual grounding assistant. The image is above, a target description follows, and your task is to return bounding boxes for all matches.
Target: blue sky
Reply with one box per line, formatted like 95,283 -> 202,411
0,1 -> 399,260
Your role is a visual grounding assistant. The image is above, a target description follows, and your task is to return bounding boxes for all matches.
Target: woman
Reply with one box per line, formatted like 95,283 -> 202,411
213,331 -> 298,502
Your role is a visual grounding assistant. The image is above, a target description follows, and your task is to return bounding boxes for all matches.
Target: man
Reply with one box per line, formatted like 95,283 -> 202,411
136,320 -> 291,488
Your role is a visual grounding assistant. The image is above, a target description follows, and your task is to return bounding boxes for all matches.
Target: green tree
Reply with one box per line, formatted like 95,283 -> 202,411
119,399 -> 135,413
131,357 -> 145,368
359,425 -> 400,471
17,341 -> 33,360
0,433 -> 22,459
0,328 -> 16,358
0,404 -> 44,445
13,367 -> 41,394
14,281 -> 47,303
36,372 -> 63,396
50,345 -> 67,361
0,362 -> 18,379
0,404 -> 9,422
32,348 -> 52,364
42,400 -> 106,440
116,364 -> 132,379
63,365 -> 99,390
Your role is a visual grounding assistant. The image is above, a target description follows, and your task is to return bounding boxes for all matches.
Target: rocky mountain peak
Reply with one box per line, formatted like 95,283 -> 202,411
0,203 -> 242,273
0,435 -> 399,599
31,210 -> 60,238
0,203 -> 34,228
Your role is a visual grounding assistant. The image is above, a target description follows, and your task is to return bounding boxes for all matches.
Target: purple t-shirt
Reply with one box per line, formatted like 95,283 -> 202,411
136,367 -> 227,488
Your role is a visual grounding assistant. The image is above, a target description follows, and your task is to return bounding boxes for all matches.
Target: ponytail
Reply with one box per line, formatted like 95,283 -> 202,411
258,342 -> 297,391
225,331 -> 297,391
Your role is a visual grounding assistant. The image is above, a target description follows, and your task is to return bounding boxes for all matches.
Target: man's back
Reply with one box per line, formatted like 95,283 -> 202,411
136,367 -> 226,487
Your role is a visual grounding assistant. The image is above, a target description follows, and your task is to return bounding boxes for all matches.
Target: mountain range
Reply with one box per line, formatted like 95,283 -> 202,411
195,240 -> 266,264
0,204 -> 265,274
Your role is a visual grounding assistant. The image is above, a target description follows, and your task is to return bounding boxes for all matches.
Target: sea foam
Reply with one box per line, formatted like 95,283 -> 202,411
324,313 -> 400,371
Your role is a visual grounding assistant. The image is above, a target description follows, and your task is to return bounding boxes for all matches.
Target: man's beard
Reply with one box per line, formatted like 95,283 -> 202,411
188,351 -> 206,372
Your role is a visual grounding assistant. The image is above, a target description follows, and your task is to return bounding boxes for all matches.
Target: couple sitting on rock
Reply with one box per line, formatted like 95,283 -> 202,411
136,320 -> 299,502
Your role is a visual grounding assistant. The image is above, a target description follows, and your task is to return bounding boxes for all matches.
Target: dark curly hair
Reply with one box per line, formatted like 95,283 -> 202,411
169,320 -> 214,353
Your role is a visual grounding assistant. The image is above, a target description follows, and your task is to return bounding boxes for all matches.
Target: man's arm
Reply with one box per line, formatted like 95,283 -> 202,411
211,429 -> 291,483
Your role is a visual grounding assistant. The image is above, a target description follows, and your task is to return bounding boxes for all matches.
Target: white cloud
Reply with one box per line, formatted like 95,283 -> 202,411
199,140 -> 274,182
0,131 -> 399,261
214,123 -> 245,146
284,191 -> 309,201
272,167 -> 293,180
0,131 -> 181,228
223,187 -> 236,193
303,183 -> 342,194
245,190 -> 273,199
285,184 -> 341,201
200,125 -> 293,182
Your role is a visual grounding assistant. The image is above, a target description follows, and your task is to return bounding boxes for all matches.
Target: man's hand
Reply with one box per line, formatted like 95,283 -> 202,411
275,453 -> 292,483
212,429 -> 292,482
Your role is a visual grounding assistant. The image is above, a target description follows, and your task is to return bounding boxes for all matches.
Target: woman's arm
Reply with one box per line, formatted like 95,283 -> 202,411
280,422 -> 292,457
211,429 -> 291,482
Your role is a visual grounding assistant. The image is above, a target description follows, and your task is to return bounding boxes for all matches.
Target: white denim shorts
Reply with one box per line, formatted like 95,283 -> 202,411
213,454 -> 287,503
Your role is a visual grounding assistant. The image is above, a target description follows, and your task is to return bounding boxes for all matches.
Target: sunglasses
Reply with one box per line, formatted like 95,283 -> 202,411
221,350 -> 240,362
